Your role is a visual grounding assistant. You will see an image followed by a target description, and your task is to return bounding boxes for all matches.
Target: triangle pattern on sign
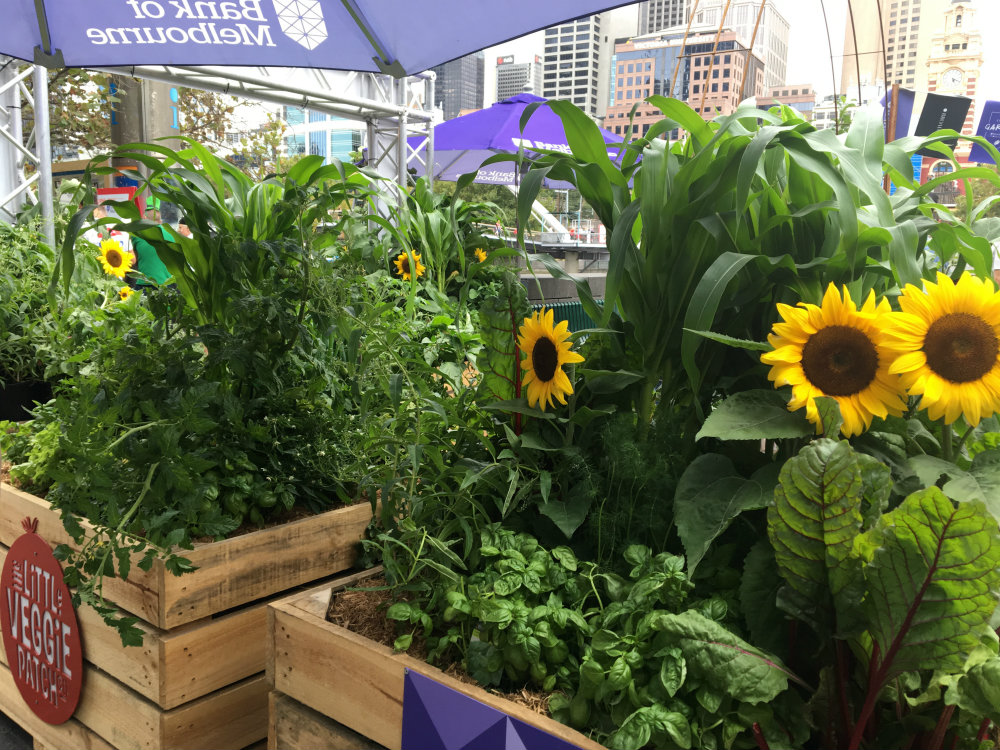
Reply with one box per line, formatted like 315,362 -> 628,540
513,715 -> 585,750
458,717 -> 509,750
401,673 -> 448,750
271,0 -> 328,49
404,670 -> 506,749
401,669 -> 586,750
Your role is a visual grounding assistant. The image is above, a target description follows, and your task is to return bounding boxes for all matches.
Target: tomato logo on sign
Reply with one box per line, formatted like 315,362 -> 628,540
1,517 -> 83,724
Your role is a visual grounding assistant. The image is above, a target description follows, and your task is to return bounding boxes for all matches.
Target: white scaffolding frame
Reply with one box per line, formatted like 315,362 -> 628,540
0,58 -> 435,243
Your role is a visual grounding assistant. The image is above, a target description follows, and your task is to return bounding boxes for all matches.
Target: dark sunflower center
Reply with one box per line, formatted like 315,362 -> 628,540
800,325 -> 879,396
532,336 -> 559,382
106,248 -> 123,268
399,255 -> 410,274
923,312 -> 998,383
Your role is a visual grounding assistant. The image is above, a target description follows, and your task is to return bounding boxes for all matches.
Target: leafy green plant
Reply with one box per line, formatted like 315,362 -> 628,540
0,223 -> 55,383
510,100 -> 1000,446
762,438 -> 1000,749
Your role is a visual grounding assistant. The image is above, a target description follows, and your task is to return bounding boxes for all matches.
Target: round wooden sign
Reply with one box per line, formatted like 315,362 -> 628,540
0,518 -> 83,724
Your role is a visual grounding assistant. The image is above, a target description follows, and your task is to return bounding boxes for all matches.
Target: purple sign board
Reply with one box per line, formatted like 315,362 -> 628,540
402,669 -> 584,750
969,100 -> 1000,164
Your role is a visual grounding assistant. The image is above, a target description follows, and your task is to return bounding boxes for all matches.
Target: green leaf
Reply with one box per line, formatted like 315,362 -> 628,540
911,449 -> 1000,521
948,657 -> 1000,723
696,389 -> 814,441
539,470 -> 552,504
861,488 -> 1000,682
613,706 -> 692,750
393,633 -> 413,651
579,368 -> 645,394
646,610 -> 800,702
592,629 -> 620,652
658,648 -> 686,697
682,252 -> 758,403
681,329 -> 770,352
539,495 -> 591,539
674,454 -> 773,575
739,540 -> 788,659
551,545 -> 578,571
767,439 -> 866,635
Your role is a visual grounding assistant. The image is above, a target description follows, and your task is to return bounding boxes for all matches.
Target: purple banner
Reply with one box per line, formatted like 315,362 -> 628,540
4,0 -> 642,75
970,100 -> 1000,164
401,669 -> 584,750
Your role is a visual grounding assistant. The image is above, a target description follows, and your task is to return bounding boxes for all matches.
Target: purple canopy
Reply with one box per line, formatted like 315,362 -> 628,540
408,93 -> 625,186
7,1 -> 639,75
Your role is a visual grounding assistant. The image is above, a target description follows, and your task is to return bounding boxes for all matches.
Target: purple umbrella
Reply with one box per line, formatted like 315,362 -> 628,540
407,93 -> 625,187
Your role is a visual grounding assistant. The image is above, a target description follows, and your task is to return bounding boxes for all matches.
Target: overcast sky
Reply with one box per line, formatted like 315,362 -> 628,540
484,0 -> 1000,114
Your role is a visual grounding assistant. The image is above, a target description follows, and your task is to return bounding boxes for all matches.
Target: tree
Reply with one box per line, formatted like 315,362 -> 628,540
176,88 -> 237,150
226,113 -> 301,180
19,66 -> 235,158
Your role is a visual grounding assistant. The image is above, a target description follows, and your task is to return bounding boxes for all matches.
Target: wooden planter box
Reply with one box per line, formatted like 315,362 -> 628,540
267,573 -> 606,750
0,482 -> 373,750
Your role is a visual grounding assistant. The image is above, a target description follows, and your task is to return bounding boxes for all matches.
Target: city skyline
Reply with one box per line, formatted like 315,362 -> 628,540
483,0 -> 1000,116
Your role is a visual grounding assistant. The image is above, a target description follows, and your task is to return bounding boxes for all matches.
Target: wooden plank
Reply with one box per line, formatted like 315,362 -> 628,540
0,632 -> 267,749
0,541 -> 261,711
0,659 -> 114,750
0,484 -> 160,622
269,691 -> 385,750
0,483 -> 373,629
271,601 -> 405,750
160,674 -> 269,750
160,501 -> 372,628
270,579 -> 607,750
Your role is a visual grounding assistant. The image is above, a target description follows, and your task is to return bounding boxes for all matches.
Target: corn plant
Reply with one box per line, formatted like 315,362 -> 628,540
510,99 -> 1000,436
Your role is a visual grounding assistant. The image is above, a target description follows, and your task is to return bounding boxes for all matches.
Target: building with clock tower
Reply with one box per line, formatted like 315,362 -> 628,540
926,1 -> 983,159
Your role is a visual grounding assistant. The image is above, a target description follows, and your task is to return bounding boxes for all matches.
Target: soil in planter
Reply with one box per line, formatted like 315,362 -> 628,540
326,577 -> 551,717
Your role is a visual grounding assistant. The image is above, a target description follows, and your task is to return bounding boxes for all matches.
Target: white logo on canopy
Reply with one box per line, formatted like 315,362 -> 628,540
272,0 -> 327,49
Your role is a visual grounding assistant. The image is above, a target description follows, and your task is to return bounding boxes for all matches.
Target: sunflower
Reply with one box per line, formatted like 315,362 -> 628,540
883,272 -> 1000,426
475,248 -> 488,263
98,239 -> 133,279
761,284 -> 906,437
517,307 -> 584,411
393,251 -> 425,281
118,286 -> 134,301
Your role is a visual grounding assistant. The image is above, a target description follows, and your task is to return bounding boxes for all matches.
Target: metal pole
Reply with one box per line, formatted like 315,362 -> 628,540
32,65 -> 54,251
396,78 -> 407,189
425,73 -> 435,189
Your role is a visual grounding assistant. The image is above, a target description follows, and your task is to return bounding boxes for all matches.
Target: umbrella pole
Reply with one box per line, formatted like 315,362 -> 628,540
32,65 -> 55,253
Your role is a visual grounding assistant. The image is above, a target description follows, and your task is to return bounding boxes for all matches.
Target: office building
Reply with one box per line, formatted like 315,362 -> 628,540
431,52 -> 485,121
690,0 -> 788,87
638,0 -> 690,35
758,84 -> 816,120
496,56 -> 543,101
605,26 -> 765,136
542,15 -> 604,118
282,106 -> 362,162
840,0 -> 951,96
636,1 -> 787,87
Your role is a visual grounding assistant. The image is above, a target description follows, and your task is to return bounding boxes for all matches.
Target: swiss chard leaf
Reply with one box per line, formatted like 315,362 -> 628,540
860,488 -> 1000,684
767,438 -> 866,636
644,610 -> 802,703
857,487 -> 1000,684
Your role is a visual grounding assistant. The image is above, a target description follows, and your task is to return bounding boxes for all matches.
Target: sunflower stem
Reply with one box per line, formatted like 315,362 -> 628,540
955,424 -> 976,458
941,422 -> 953,463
